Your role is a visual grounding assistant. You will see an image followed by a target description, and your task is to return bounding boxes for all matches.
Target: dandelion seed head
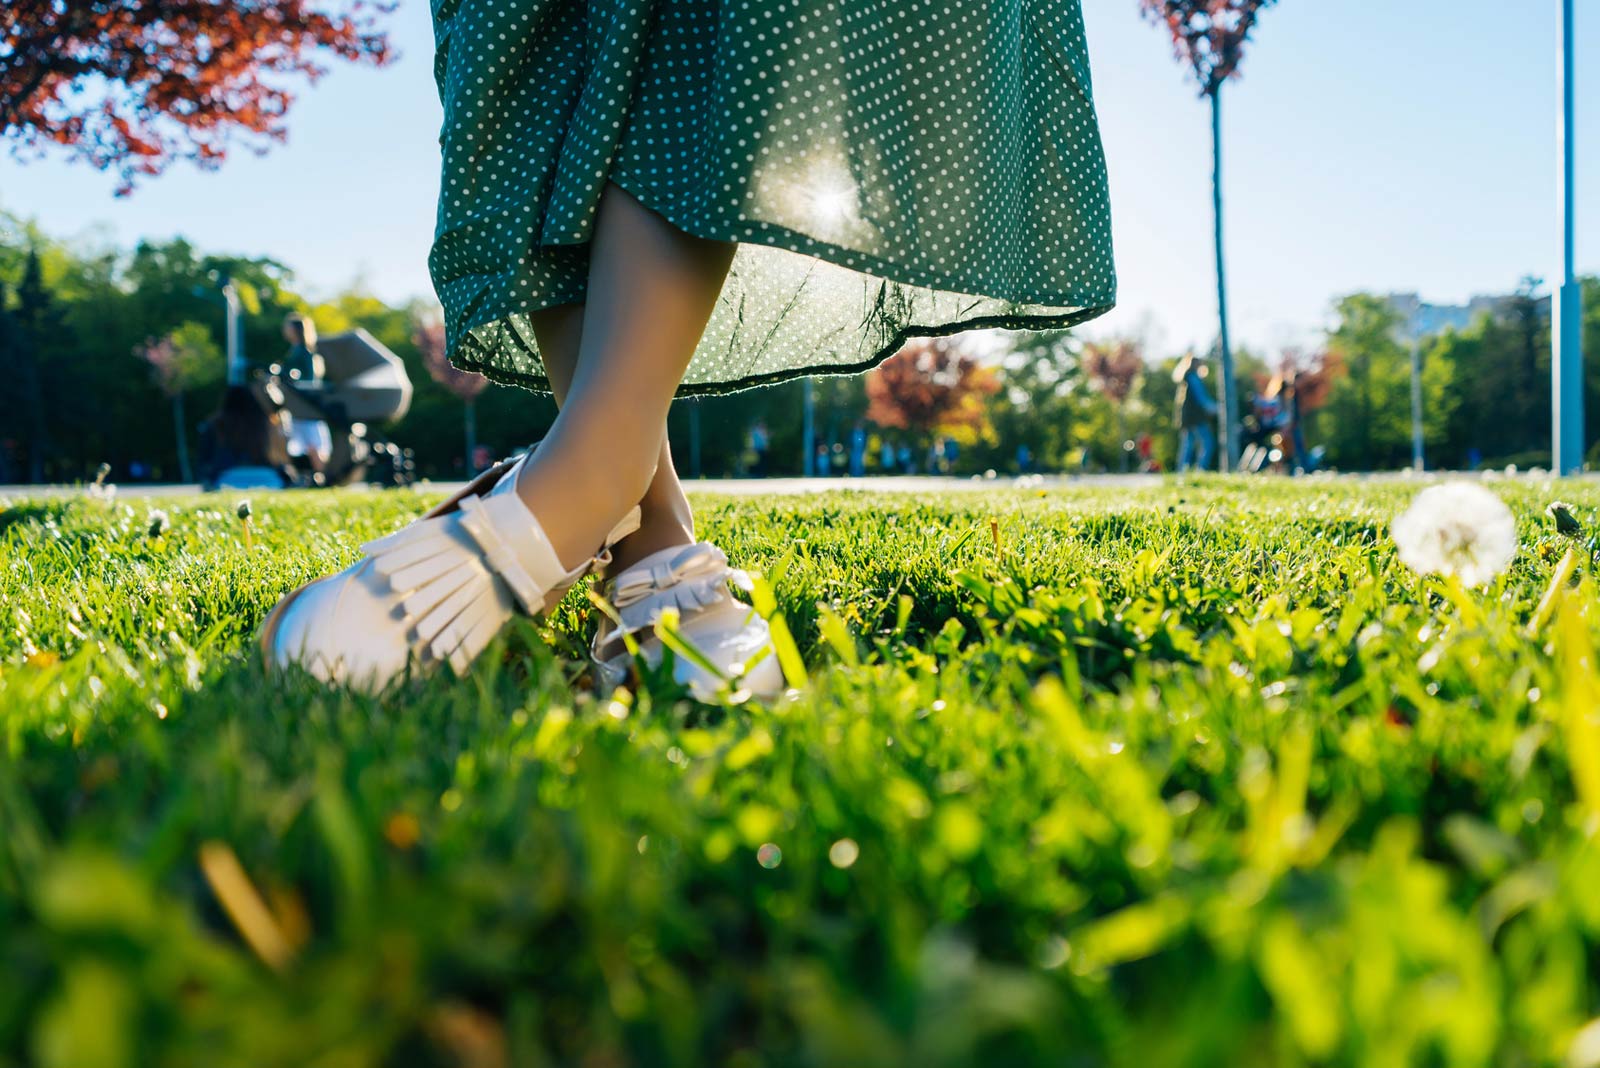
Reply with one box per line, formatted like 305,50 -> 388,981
146,509 -> 171,538
1391,482 -> 1517,587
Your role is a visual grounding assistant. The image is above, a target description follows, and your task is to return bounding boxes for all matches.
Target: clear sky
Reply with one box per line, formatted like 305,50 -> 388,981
0,0 -> 1595,359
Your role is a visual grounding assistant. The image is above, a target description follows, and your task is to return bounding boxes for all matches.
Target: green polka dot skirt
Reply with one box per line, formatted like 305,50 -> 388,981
429,0 -> 1116,395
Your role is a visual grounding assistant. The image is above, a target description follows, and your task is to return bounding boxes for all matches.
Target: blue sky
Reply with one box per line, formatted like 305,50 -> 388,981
0,0 -> 1594,358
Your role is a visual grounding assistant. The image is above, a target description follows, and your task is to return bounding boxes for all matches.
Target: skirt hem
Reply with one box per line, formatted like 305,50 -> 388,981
451,302 -> 1115,396
448,176 -> 1116,396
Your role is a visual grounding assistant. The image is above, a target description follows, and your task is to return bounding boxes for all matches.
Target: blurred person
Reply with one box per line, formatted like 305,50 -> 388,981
1173,353 -> 1218,473
280,313 -> 332,474
1284,367 -> 1309,474
747,419 -> 769,477
1016,442 -> 1033,474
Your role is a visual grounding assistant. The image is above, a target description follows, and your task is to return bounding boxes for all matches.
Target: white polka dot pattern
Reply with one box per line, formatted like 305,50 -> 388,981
429,0 -> 1116,395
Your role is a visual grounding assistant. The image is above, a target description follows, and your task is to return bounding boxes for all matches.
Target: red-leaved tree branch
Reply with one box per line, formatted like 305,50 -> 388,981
1138,0 -> 1276,95
1083,340 -> 1144,407
865,338 -> 1000,439
1,0 -> 393,193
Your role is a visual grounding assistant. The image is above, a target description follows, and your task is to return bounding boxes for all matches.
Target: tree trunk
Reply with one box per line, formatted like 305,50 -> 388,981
802,378 -> 816,476
1211,88 -> 1239,471
689,399 -> 702,478
172,391 -> 193,483
463,398 -> 478,475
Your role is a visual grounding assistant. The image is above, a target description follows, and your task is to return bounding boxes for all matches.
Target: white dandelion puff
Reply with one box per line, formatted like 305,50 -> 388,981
1391,482 -> 1517,587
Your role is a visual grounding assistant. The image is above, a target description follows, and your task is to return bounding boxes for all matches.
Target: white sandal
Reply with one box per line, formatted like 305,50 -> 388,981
592,541 -> 784,700
260,454 -> 640,691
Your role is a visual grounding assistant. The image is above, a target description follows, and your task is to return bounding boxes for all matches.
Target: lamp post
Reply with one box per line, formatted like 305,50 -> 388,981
221,279 -> 245,386
802,377 -> 816,476
1409,337 -> 1425,472
192,276 -> 246,384
1553,0 -> 1584,474
1211,87 -> 1240,471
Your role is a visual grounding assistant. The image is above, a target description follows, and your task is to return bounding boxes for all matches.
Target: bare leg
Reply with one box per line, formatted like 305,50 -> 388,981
511,185 -> 733,569
528,304 -> 698,576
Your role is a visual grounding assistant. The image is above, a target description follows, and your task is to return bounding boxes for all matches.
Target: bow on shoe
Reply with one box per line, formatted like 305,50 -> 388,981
607,542 -> 753,639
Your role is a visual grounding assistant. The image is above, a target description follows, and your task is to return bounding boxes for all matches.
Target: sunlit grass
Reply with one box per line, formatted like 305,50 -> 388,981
3,476 -> 1599,1067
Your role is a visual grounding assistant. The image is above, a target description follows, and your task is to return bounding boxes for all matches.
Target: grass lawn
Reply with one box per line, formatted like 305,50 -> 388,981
4,477 -> 1600,1067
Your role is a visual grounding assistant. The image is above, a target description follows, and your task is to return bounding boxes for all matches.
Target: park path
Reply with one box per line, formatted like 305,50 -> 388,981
1,474 -> 1164,500
11,470 -> 1593,501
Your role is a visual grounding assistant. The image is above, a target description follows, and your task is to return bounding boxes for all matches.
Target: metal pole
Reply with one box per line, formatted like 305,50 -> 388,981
1554,0 -> 1585,474
802,378 -> 816,477
1210,87 -> 1239,471
222,280 -> 245,386
1409,338 -> 1425,471
688,399 -> 702,478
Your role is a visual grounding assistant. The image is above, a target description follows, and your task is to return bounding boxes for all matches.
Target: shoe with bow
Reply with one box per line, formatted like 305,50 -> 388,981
592,541 -> 784,700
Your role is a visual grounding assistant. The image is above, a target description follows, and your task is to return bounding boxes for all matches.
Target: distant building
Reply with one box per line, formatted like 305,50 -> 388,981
1386,291 -> 1550,343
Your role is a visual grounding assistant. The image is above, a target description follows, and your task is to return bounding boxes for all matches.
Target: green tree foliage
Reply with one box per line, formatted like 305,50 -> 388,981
6,209 -> 1600,481
1430,282 -> 1549,467
1311,280 -> 1597,472
1314,295 -> 1413,470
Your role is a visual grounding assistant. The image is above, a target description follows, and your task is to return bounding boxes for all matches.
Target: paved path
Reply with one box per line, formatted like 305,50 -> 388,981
2,474 -> 1164,500
6,470 -> 1593,501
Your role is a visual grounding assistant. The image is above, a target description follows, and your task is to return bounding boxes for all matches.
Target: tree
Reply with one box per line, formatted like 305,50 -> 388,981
1,0 -> 392,194
136,322 -> 222,483
1313,294 -> 1456,471
980,331 -> 1082,472
1139,0 -> 1278,470
865,338 -> 1000,449
1083,339 -> 1144,470
415,316 -> 490,475
0,281 -> 21,482
10,248 -> 76,482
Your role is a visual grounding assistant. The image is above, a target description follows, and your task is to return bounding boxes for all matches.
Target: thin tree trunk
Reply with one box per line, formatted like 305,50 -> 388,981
172,391 -> 193,483
1211,87 -> 1238,472
689,399 -> 702,478
463,398 -> 477,475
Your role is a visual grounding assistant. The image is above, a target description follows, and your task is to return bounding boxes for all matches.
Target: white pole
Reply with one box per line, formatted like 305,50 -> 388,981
1553,0 -> 1584,474
802,378 -> 816,476
1409,338 -> 1425,471
223,280 -> 245,386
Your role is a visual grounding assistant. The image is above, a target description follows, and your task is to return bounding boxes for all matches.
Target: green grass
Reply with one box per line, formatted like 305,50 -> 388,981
4,477 -> 1600,1068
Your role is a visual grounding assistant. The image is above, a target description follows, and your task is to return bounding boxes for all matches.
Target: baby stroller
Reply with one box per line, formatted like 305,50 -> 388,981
199,328 -> 416,490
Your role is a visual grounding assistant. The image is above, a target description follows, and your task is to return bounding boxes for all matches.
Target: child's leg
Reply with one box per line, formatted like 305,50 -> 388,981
528,304 -> 697,577
512,185 -> 734,568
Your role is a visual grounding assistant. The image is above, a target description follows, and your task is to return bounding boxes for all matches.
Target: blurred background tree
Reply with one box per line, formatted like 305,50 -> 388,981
416,315 -> 490,476
1083,340 -> 1145,470
1,0 -> 393,193
7,248 -> 76,482
4,210 -> 1600,482
866,338 -> 1001,453
136,323 -> 222,483
1140,0 -> 1278,470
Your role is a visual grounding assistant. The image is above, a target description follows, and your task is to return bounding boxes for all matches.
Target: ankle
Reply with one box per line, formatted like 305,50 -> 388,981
509,448 -> 645,571
607,510 -> 695,577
